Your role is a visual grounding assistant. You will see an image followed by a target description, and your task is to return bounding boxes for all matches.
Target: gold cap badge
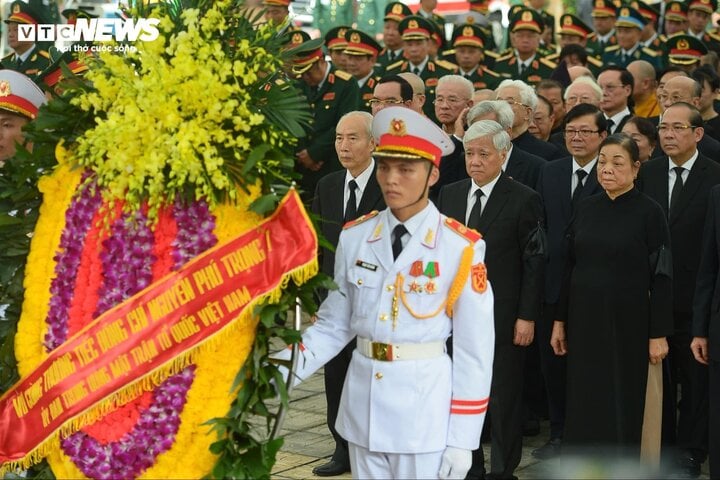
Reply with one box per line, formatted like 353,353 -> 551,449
389,119 -> 407,136
351,32 -> 361,43
678,38 -> 690,49
463,25 -> 474,36
0,81 -> 11,97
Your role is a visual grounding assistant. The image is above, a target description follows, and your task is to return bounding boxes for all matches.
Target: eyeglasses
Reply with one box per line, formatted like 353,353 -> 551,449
501,99 -> 531,109
432,96 -> 468,106
368,98 -> 405,106
564,129 -> 600,138
657,123 -> 698,133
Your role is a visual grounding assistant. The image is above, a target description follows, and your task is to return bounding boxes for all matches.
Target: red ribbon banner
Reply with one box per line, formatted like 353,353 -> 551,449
0,190 -> 317,464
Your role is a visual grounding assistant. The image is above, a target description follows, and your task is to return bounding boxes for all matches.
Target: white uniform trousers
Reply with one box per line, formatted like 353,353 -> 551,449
348,442 -> 444,479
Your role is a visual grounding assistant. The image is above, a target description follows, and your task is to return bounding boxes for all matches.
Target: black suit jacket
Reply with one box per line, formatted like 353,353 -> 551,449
513,130 -> 563,162
649,119 -> 720,161
506,145 -> 545,190
637,153 -> 720,315
537,156 -> 603,304
311,165 -> 385,277
431,135 -> 466,201
437,174 -> 546,345
693,184 -> 720,360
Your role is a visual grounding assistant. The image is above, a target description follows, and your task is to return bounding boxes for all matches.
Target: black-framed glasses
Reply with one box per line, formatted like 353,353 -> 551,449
657,124 -> 698,133
564,129 -> 601,138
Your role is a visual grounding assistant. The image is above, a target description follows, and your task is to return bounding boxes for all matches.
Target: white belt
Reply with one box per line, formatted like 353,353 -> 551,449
356,337 -> 445,362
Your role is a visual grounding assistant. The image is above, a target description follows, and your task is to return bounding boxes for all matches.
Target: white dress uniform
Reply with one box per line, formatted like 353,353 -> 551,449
289,201 -> 495,477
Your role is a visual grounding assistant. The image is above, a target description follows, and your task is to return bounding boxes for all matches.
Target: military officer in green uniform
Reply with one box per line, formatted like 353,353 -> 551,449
1,1 -> 50,82
602,5 -> 663,70
376,2 -> 412,75
492,8 -> 557,88
687,0 -> 720,53
313,0 -> 354,39
385,15 -> 456,123
632,1 -> 667,52
448,23 -> 502,90
344,29 -> 383,112
288,31 -> 360,202
61,6 -> 97,24
664,34 -> 709,72
664,0 -> 690,37
325,26 -> 351,71
549,14 -> 604,75
586,0 -> 618,58
459,0 -> 499,56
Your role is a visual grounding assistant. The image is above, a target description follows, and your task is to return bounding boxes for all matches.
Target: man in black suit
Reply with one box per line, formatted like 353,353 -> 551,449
637,102 -> 720,477
310,111 -> 385,476
692,184 -> 720,479
597,65 -> 635,134
533,103 -> 607,459
437,120 -> 545,479
466,100 -> 545,189
496,79 -> 563,161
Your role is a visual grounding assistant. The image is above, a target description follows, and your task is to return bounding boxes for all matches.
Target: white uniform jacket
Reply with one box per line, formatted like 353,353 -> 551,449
292,203 -> 495,454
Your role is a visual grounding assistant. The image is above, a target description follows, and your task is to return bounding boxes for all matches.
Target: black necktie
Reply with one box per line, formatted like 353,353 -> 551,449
344,179 -> 358,222
670,166 -> 684,212
468,189 -> 484,226
411,66 -> 420,75
606,119 -> 615,134
572,169 -> 588,210
392,224 -> 408,260
519,63 -> 526,76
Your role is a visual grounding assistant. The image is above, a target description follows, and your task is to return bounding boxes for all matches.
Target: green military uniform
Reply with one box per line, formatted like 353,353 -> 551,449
445,23 -> 502,89
492,8 -> 557,87
664,34 -> 709,67
686,0 -> 720,53
586,0 -> 618,58
312,0 -> 355,39
601,6 -> 663,70
356,0 -> 388,39
344,29 -> 384,112
375,2 -> 412,75
288,32 -> 360,201
2,1 -> 51,82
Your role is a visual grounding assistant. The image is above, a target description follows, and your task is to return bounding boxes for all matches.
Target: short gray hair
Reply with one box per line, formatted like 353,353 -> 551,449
564,77 -> 602,102
464,120 -> 512,152
467,100 -> 514,129
437,75 -> 474,99
338,110 -> 374,139
497,79 -> 538,112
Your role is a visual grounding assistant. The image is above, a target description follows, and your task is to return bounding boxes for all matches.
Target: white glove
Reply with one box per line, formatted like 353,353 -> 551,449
438,446 -> 472,480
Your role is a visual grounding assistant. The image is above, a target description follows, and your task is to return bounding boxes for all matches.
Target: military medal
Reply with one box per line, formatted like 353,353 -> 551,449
423,261 -> 439,294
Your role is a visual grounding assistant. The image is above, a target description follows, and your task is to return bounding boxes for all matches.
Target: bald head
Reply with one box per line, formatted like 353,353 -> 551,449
568,66 -> 594,81
662,76 -> 702,111
627,60 -> 657,97
473,89 -> 496,104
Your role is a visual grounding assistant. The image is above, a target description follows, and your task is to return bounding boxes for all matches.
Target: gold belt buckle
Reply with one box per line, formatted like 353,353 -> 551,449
372,342 -> 393,361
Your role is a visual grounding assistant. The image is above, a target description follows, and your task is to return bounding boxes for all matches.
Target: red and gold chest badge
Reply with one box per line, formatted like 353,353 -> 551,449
471,262 -> 487,293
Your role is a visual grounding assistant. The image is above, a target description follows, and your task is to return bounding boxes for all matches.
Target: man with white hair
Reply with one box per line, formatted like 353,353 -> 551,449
467,100 -> 544,189
547,77 -> 603,151
437,120 -> 545,480
496,79 -> 562,161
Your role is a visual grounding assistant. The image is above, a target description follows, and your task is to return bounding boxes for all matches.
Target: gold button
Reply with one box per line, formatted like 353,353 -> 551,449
386,285 -> 394,291
380,313 -> 388,321
357,279 -> 363,286
375,372 -> 383,380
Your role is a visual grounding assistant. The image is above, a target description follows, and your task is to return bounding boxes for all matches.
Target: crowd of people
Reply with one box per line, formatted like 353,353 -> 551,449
263,0 -> 720,478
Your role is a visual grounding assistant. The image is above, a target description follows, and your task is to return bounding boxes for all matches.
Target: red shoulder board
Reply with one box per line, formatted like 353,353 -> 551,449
367,77 -> 376,88
428,62 -> 436,72
444,217 -> 482,242
343,210 -> 379,229
328,73 -> 336,83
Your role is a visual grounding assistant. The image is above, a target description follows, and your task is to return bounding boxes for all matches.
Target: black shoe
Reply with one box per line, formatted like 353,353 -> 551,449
676,451 -> 703,478
522,418 -> 540,437
312,460 -> 351,477
531,438 -> 562,460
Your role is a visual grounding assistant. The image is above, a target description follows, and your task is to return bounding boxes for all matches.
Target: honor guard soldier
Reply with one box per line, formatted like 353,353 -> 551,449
289,31 -> 360,202
376,2 -> 413,75
385,15 -> 456,123
313,0 -> 354,39
687,0 -> 720,53
448,24 -> 502,90
632,1 -> 667,51
344,29 -> 383,112
325,26 -> 351,71
492,8 -> 557,88
275,105 -> 495,480
602,5 -> 663,70
664,34 -> 709,72
0,70 -> 46,165
2,1 -> 51,82
664,0 -> 690,37
586,0 -> 618,58
550,14 -> 604,75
